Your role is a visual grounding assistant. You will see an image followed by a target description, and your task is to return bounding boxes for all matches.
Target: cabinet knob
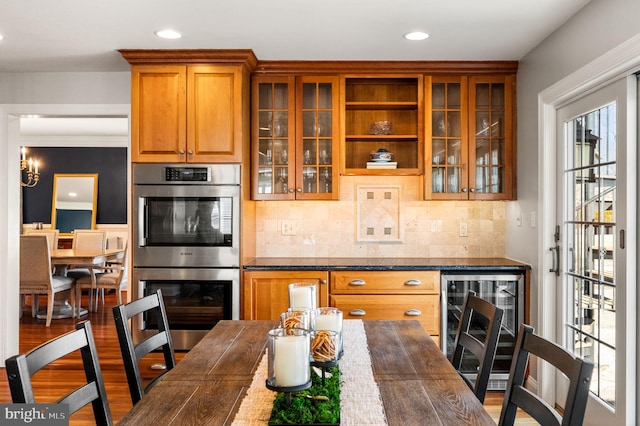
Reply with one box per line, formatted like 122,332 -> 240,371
470,188 -> 476,193
462,187 -> 468,193
289,188 -> 295,193
405,309 -> 422,316
297,188 -> 302,193
179,149 -> 185,155
348,279 -> 366,286
349,309 -> 366,316
404,279 -> 422,286
187,150 -> 193,155
320,279 -> 327,285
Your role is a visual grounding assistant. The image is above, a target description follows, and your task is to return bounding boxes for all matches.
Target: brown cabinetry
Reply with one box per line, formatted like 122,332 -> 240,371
252,76 -> 339,200
341,76 -> 423,175
330,270 -> 440,339
242,270 -> 329,320
121,49 -> 256,164
425,74 -> 516,200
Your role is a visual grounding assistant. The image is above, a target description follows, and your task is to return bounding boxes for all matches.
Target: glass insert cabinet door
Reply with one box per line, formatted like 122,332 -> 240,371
255,77 -> 294,199
468,75 -> 515,200
427,75 -> 515,201
252,76 -> 338,200
428,76 -> 468,199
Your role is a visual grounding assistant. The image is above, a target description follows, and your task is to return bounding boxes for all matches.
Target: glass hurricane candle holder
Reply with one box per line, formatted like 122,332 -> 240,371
288,282 -> 317,311
314,307 -> 343,358
266,328 -> 312,397
281,308 -> 311,331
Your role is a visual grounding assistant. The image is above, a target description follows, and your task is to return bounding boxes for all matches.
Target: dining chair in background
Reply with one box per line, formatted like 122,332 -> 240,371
19,235 -> 75,327
76,243 -> 128,311
498,324 -> 594,426
449,290 -> 504,403
5,321 -> 113,426
112,289 -> 176,405
67,229 -> 107,311
25,228 -> 59,252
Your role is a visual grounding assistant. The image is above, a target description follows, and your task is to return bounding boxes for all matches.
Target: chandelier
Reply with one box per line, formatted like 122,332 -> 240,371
20,147 -> 40,188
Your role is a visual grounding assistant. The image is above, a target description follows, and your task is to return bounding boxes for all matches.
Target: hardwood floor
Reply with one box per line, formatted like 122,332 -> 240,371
0,291 -> 534,425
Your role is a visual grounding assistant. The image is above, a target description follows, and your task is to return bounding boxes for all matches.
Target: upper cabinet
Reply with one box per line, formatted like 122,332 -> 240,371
425,74 -> 516,200
252,75 -> 339,200
341,75 -> 423,175
120,49 -> 257,164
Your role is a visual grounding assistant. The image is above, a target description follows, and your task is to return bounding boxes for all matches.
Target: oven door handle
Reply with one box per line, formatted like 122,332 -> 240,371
138,197 -> 148,246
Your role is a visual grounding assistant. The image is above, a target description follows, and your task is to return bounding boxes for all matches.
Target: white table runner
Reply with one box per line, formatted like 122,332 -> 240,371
231,319 -> 387,425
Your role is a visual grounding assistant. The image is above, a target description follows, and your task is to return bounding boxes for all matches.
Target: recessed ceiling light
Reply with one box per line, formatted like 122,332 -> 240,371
155,29 -> 182,40
404,32 -> 429,41
0,34 -> 4,41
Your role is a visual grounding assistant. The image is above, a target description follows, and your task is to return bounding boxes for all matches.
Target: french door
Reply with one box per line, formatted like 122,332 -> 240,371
555,76 -> 636,424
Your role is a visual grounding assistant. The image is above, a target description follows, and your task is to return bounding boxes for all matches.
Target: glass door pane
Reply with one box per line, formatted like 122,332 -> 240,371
301,82 -> 333,195
431,81 -> 463,194
257,82 -> 290,195
564,104 -> 617,407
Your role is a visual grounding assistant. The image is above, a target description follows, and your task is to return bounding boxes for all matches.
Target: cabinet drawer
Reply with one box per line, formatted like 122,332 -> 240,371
331,294 -> 440,336
331,270 -> 439,294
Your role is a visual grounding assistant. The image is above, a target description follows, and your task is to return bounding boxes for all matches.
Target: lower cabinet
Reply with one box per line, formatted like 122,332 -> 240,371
242,270 -> 329,320
242,269 -> 440,343
330,270 -> 440,343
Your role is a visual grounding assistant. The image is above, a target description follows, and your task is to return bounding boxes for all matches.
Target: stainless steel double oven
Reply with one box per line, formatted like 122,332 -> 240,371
133,164 -> 240,350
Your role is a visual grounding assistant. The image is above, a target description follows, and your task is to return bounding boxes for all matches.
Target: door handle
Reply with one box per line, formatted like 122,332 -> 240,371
549,245 -> 560,276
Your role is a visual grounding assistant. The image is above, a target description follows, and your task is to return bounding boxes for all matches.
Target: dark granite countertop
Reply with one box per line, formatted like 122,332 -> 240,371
243,257 -> 530,272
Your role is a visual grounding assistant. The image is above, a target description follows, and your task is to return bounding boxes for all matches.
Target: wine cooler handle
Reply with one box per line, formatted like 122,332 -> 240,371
349,309 -> 366,316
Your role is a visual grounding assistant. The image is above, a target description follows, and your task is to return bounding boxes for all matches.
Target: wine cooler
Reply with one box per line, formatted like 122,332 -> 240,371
440,271 -> 525,391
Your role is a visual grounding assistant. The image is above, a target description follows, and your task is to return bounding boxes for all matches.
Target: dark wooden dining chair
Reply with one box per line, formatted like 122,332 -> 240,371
450,290 -> 504,403
112,289 -> 176,405
498,324 -> 594,426
5,321 -> 112,426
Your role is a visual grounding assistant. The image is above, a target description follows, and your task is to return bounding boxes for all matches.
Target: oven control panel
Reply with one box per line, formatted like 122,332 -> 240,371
165,167 -> 210,182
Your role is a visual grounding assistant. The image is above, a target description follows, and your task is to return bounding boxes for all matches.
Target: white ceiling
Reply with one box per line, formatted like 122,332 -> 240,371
1,0 -> 591,73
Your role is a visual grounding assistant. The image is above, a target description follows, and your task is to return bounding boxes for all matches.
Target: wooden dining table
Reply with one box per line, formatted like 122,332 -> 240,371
47,247 -> 126,319
117,320 -> 496,425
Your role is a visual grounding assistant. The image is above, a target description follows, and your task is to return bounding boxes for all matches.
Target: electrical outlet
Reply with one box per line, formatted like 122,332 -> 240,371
459,222 -> 468,237
281,220 -> 296,236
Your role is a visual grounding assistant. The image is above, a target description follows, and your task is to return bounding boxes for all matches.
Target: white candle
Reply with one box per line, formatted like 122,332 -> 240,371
34,160 -> 39,174
273,334 -> 309,387
290,286 -> 313,309
28,158 -> 33,172
21,147 -> 26,161
315,314 -> 342,333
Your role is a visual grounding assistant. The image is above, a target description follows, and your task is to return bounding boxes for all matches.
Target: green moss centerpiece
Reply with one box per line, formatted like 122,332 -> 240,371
268,366 -> 341,425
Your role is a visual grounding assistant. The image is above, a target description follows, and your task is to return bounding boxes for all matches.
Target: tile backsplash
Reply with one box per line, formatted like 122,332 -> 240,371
254,176 -> 505,258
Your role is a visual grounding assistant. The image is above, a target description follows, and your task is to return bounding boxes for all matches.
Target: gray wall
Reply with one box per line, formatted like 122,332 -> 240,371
0,72 -> 130,104
507,0 -> 640,385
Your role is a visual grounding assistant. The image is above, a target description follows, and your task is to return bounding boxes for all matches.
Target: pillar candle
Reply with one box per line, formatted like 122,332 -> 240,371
273,334 -> 309,387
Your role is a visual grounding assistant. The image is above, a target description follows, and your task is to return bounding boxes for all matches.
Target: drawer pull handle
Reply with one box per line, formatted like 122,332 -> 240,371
349,309 -> 366,316
348,279 -> 366,286
404,279 -> 422,286
405,309 -> 422,316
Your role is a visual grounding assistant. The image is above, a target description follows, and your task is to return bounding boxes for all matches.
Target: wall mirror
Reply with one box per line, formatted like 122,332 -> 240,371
51,173 -> 98,235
